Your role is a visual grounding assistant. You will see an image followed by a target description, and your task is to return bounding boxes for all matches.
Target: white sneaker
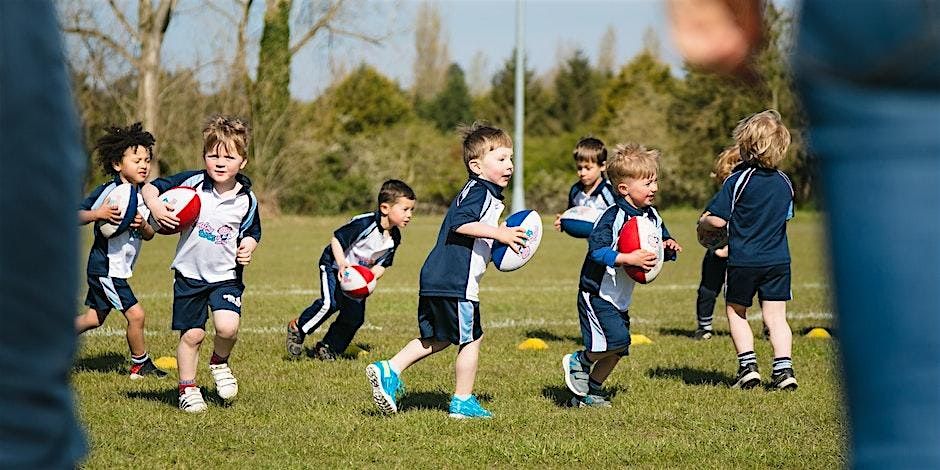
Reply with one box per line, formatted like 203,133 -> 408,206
179,387 -> 207,413
210,363 -> 238,400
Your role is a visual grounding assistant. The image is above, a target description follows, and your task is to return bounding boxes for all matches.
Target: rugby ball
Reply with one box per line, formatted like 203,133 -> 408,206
492,210 -> 543,272
95,183 -> 138,238
696,221 -> 728,250
338,265 -> 376,299
149,186 -> 201,234
559,206 -> 602,238
617,215 -> 664,284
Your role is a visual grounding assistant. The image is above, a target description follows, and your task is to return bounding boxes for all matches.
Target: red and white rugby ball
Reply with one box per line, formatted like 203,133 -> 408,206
338,265 -> 376,299
149,186 -> 201,235
618,215 -> 664,284
95,183 -> 138,238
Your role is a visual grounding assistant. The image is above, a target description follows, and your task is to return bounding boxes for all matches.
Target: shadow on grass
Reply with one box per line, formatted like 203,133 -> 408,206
541,385 -> 573,408
524,329 -> 581,345
646,367 -> 733,386
125,387 -> 235,410
73,351 -> 126,374
360,390 -> 494,416
657,327 -> 728,339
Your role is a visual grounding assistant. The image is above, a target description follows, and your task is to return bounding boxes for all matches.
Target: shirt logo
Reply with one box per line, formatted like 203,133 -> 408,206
197,222 -> 234,245
223,294 -> 241,307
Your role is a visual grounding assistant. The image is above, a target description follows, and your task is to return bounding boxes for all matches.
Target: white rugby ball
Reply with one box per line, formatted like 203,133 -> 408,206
95,183 -> 138,238
492,210 -> 543,272
560,206 -> 602,239
149,186 -> 201,235
338,265 -> 376,299
617,214 -> 665,284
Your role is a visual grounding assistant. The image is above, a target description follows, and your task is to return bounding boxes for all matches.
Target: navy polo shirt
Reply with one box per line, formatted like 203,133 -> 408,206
568,177 -> 616,210
419,176 -> 505,301
319,211 -> 401,269
706,165 -> 794,267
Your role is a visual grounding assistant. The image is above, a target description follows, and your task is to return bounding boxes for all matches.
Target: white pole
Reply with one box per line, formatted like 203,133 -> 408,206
512,0 -> 525,213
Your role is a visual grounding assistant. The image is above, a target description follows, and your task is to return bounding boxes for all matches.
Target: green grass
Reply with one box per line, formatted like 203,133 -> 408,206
73,208 -> 845,468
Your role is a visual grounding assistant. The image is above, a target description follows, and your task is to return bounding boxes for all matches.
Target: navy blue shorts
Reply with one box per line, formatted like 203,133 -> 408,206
577,291 -> 630,356
417,296 -> 482,345
725,264 -> 792,307
172,272 -> 244,331
84,275 -> 139,313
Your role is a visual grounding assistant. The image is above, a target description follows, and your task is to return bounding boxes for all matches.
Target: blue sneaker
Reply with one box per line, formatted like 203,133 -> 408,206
366,361 -> 404,414
563,351 -> 590,397
448,395 -> 492,419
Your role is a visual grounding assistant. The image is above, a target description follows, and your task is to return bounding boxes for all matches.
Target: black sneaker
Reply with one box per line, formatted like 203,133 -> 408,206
771,368 -> 798,391
693,328 -> 713,340
314,342 -> 337,361
731,363 -> 761,389
130,359 -> 168,380
286,320 -> 304,360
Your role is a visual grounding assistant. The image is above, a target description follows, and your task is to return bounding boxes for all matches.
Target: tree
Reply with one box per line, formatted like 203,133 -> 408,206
594,49 -> 675,130
550,49 -> 601,132
597,25 -> 617,77
422,63 -> 473,132
412,1 -> 449,102
327,65 -> 412,135
64,0 -> 178,176
482,52 -> 554,135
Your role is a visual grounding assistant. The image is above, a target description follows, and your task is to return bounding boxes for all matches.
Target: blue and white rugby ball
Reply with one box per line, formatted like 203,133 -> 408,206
95,183 -> 138,238
559,206 -> 602,239
492,210 -> 543,272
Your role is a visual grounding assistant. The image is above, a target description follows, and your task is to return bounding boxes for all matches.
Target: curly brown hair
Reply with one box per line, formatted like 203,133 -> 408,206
94,122 -> 155,176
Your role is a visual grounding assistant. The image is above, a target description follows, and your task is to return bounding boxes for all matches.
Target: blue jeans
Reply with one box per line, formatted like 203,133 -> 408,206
796,2 -> 940,467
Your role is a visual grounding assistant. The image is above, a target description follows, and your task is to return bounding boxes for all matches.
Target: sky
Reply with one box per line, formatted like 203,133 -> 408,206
157,0 -> 683,102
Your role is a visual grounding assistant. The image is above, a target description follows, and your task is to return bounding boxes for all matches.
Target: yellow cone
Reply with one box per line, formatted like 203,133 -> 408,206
153,356 -> 178,369
631,334 -> 653,345
517,338 -> 549,351
806,327 -> 831,339
343,344 -> 369,358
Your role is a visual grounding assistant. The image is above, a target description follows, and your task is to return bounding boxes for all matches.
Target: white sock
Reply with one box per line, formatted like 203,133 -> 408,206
454,394 -> 471,401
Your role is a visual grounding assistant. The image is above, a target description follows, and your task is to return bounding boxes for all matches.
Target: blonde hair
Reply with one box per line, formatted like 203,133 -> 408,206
606,143 -> 660,185
203,115 -> 250,158
458,121 -> 512,171
573,137 -> 607,165
711,145 -> 742,184
732,109 -> 790,168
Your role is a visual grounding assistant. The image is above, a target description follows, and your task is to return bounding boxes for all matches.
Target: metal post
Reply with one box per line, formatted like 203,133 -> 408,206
512,0 -> 525,213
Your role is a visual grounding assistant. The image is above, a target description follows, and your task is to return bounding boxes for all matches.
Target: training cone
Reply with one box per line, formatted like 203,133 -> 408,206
517,338 -> 549,351
153,356 -> 178,369
806,327 -> 831,339
630,334 -> 653,345
343,344 -> 369,358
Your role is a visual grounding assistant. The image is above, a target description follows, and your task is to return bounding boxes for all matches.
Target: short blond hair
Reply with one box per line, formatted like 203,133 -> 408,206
711,145 -> 742,184
732,109 -> 790,168
203,115 -> 250,158
606,143 -> 660,185
458,121 -> 512,172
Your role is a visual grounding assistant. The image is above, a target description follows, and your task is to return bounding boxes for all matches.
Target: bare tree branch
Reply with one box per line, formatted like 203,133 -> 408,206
288,0 -> 344,56
106,0 -> 141,41
326,25 -> 384,45
64,27 -> 142,69
155,0 -> 177,35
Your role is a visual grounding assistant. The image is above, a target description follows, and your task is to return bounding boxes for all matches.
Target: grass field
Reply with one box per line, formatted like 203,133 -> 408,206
73,208 -> 845,468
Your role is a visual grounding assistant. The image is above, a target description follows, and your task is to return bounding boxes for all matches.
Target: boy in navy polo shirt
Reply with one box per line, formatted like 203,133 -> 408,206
553,137 -> 615,231
562,143 -> 682,407
285,180 -> 415,361
366,122 -> 528,419
143,116 -> 261,412
76,123 -> 166,379
700,109 -> 797,391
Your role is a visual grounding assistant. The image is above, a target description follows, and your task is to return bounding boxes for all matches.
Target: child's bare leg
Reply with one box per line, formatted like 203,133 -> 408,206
454,337 -> 482,396
588,350 -> 623,385
760,300 -> 791,358
389,337 -> 449,373
123,304 -> 146,357
75,308 -> 108,334
177,328 -> 206,381
211,310 -> 240,358
726,303 -> 754,354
